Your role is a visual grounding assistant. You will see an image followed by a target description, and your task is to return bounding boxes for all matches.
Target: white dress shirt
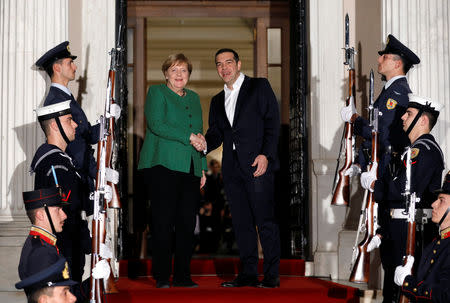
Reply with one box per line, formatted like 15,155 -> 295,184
224,73 -> 245,149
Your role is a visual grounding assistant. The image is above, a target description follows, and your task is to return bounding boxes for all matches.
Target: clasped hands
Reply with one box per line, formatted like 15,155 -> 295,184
190,133 -> 206,152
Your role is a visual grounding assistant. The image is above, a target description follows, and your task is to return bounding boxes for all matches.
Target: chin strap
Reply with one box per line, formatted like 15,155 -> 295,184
405,108 -> 424,137
438,207 -> 450,234
43,204 -> 57,235
54,117 -> 70,144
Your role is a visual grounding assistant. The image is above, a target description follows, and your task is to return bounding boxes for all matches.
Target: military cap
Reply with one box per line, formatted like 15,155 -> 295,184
378,34 -> 420,65
435,171 -> 450,195
408,94 -> 443,119
35,41 -> 77,70
22,187 -> 66,211
15,255 -> 77,294
35,100 -> 71,122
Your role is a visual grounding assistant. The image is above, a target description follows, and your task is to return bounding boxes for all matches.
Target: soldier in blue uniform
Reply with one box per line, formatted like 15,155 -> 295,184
361,96 -> 445,303
341,34 -> 420,179
35,41 -> 100,193
16,254 -> 77,303
394,171 -> 450,302
30,101 -> 91,292
19,187 -> 68,280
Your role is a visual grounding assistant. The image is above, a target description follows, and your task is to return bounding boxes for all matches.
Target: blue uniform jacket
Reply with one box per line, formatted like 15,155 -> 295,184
30,143 -> 92,281
44,86 -> 100,187
18,226 -> 60,280
374,134 -> 444,209
401,232 -> 450,302
354,77 -> 411,177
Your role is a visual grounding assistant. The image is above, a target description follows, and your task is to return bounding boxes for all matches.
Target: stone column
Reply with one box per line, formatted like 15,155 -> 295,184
0,0 -> 69,291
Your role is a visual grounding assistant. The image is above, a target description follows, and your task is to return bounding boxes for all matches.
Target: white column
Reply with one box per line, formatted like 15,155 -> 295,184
75,0 -> 116,122
382,0 -> 450,167
309,0 -> 348,280
0,0 -> 68,291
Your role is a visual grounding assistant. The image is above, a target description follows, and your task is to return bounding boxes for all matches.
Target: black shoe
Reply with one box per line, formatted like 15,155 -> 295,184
156,281 -> 170,288
257,276 -> 280,288
221,274 -> 259,287
173,279 -> 199,288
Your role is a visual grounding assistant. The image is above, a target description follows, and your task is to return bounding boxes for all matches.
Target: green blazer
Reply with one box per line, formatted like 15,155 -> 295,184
138,84 -> 207,177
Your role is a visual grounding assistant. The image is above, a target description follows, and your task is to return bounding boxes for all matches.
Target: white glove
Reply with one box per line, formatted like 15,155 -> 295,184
394,256 -> 414,286
367,235 -> 381,252
109,103 -> 121,119
92,259 -> 111,280
361,162 -> 378,192
344,164 -> 362,177
340,96 -> 357,122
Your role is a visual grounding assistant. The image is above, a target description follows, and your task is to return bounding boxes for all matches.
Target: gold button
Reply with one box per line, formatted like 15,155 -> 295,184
431,259 -> 434,264
437,240 -> 441,245
433,249 -> 437,254
413,288 -> 417,292
425,291 -> 429,295
404,282 -> 409,287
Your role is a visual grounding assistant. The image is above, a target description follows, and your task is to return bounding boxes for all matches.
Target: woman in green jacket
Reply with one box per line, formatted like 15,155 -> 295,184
138,54 -> 207,288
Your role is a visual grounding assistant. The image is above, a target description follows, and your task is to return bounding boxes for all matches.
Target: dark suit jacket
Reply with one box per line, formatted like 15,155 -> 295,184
205,76 -> 280,179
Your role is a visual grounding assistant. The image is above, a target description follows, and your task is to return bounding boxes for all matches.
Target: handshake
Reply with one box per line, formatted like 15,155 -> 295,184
190,133 -> 206,152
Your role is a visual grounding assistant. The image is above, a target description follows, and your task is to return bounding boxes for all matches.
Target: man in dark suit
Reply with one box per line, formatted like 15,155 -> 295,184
35,41 -> 100,193
192,48 -> 281,288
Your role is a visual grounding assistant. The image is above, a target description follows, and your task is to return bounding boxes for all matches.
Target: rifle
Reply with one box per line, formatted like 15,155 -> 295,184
331,13 -> 356,206
349,70 -> 378,283
90,46 -> 122,302
399,147 -> 419,303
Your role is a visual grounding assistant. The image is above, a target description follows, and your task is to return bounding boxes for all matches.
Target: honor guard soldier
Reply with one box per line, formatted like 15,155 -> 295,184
35,41 -> 100,194
19,187 -> 68,281
16,254 -> 77,303
30,101 -> 91,289
361,95 -> 445,303
394,171 -> 450,302
341,34 -> 420,179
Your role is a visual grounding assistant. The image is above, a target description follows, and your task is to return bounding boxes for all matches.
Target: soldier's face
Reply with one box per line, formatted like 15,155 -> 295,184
401,108 -> 420,132
57,58 -> 77,81
431,194 -> 450,224
215,52 -> 241,88
59,114 -> 78,142
49,206 -> 67,233
377,54 -> 400,76
44,286 -> 76,303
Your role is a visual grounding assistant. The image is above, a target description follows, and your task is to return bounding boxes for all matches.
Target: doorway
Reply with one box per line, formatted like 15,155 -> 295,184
126,0 -> 290,259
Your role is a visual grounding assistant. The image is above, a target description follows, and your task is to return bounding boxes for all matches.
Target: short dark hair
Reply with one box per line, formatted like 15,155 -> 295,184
45,58 -> 63,78
161,53 -> 192,76
391,54 -> 412,74
27,286 -> 54,303
39,119 -> 52,137
215,48 -> 240,63
422,111 -> 438,130
26,209 -> 39,225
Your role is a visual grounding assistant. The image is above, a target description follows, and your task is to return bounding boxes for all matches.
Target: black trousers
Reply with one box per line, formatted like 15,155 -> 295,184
144,165 -> 200,282
223,152 -> 280,278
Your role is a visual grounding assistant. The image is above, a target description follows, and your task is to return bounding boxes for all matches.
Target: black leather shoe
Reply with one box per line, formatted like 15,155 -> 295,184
257,276 -> 280,288
221,274 -> 259,287
173,279 -> 199,288
156,281 -> 170,288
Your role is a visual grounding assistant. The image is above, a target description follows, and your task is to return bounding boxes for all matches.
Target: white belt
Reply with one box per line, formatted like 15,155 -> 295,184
390,208 -> 432,220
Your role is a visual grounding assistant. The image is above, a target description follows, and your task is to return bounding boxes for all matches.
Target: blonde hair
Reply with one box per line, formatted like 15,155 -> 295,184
161,53 -> 192,76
